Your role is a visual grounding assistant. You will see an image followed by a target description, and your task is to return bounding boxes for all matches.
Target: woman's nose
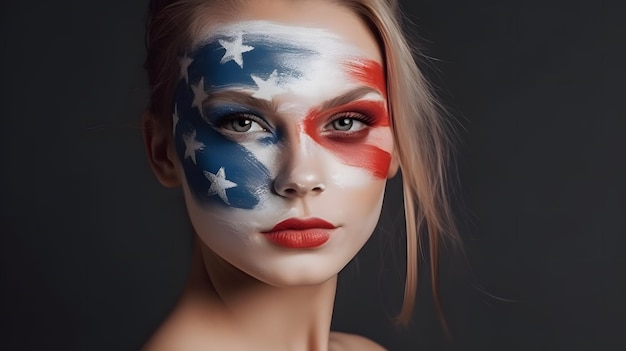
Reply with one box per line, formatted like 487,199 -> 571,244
273,139 -> 326,198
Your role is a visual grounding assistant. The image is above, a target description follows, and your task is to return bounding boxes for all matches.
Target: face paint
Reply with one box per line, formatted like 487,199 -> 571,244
173,17 -> 393,286
174,21 -> 392,210
302,92 -> 391,179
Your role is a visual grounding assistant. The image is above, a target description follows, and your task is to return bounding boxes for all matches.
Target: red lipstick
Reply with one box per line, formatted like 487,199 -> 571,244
262,218 -> 335,249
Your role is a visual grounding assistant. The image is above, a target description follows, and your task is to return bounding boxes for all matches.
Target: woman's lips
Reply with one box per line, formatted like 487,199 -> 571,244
261,218 -> 336,249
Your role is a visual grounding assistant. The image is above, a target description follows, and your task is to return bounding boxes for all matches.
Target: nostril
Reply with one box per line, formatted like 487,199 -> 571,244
312,185 -> 324,193
274,178 -> 326,197
277,185 -> 324,197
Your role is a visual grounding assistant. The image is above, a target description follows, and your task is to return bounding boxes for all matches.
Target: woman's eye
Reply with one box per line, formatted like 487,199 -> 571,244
332,118 -> 354,131
328,115 -> 368,132
221,116 -> 267,133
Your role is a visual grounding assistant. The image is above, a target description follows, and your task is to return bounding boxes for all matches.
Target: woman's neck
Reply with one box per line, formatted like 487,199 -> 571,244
182,237 -> 337,351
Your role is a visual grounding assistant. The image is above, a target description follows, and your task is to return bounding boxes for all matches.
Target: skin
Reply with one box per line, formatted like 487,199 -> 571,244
143,1 -> 397,350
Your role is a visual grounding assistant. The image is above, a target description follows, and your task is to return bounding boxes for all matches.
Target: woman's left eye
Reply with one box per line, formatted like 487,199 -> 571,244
327,113 -> 369,132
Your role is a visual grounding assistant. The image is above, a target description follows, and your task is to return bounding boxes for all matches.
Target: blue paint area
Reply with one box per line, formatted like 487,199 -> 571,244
178,123 -> 270,210
187,33 -> 316,92
174,78 -> 273,210
174,89 -> 272,209
173,33 -> 320,209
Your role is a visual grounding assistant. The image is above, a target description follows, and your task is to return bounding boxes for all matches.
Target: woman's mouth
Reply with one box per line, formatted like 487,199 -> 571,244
261,218 -> 336,249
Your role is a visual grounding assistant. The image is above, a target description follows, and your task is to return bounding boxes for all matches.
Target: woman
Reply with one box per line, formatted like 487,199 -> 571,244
141,0 -> 457,349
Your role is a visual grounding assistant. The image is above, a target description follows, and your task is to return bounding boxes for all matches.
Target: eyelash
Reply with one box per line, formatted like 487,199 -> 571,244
211,109 -> 374,139
215,113 -> 270,133
326,112 -> 374,131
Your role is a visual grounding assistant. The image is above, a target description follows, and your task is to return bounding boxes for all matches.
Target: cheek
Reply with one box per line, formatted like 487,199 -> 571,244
322,140 -> 392,179
331,175 -> 387,243
302,122 -> 394,180
346,178 -> 387,209
303,138 -> 388,191
174,122 -> 274,210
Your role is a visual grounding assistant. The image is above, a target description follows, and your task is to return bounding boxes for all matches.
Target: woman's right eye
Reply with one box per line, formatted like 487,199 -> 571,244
219,115 -> 267,133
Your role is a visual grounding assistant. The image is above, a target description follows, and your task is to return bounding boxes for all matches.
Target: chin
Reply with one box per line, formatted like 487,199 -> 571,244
246,258 -> 344,287
213,246 -> 349,288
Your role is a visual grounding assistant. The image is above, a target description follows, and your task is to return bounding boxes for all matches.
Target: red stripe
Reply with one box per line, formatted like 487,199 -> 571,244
326,142 -> 391,179
295,58 -> 390,178
344,59 -> 387,97
302,105 -> 391,179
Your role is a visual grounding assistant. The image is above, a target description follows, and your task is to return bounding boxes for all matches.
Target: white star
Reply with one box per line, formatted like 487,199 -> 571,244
183,129 -> 205,164
172,103 -> 180,133
219,33 -> 254,68
191,77 -> 208,117
251,70 -> 286,101
204,167 -> 238,205
179,55 -> 193,82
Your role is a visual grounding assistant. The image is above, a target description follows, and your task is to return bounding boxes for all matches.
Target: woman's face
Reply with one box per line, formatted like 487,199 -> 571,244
173,0 -> 397,286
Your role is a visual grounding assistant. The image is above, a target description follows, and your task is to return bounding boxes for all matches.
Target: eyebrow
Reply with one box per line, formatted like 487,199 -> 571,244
320,86 -> 383,110
203,86 -> 383,113
204,90 -> 278,112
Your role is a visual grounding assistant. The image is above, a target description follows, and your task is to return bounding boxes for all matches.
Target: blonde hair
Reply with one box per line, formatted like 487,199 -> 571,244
144,0 -> 459,328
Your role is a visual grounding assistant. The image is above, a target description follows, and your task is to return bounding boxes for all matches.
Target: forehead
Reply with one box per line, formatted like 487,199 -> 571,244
193,20 -> 371,51
193,12 -> 383,58
182,21 -> 384,102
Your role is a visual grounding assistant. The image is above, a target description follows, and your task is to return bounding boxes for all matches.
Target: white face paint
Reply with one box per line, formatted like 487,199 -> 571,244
173,20 -> 395,286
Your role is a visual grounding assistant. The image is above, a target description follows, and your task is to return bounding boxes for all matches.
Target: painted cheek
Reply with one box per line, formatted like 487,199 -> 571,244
318,139 -> 392,179
175,121 -> 273,210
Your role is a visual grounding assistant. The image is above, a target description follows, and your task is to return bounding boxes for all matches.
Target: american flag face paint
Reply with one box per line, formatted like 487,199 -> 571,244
173,21 -> 393,213
171,15 -> 396,287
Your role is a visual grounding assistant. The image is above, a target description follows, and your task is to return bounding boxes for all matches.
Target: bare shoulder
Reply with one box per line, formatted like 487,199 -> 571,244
141,297 -> 234,351
141,321 -> 207,351
141,312 -> 218,351
329,331 -> 387,351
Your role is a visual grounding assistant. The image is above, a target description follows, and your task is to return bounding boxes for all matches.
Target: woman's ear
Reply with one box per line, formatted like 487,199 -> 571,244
142,110 -> 182,188
387,150 -> 400,179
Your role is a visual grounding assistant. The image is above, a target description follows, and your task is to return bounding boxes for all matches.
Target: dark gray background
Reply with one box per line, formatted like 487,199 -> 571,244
1,1 -> 624,350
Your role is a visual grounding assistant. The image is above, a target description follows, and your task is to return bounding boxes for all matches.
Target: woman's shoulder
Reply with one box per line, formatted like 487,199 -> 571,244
144,326 -> 385,351
141,313 -> 216,351
329,331 -> 387,351
141,294 -> 233,351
